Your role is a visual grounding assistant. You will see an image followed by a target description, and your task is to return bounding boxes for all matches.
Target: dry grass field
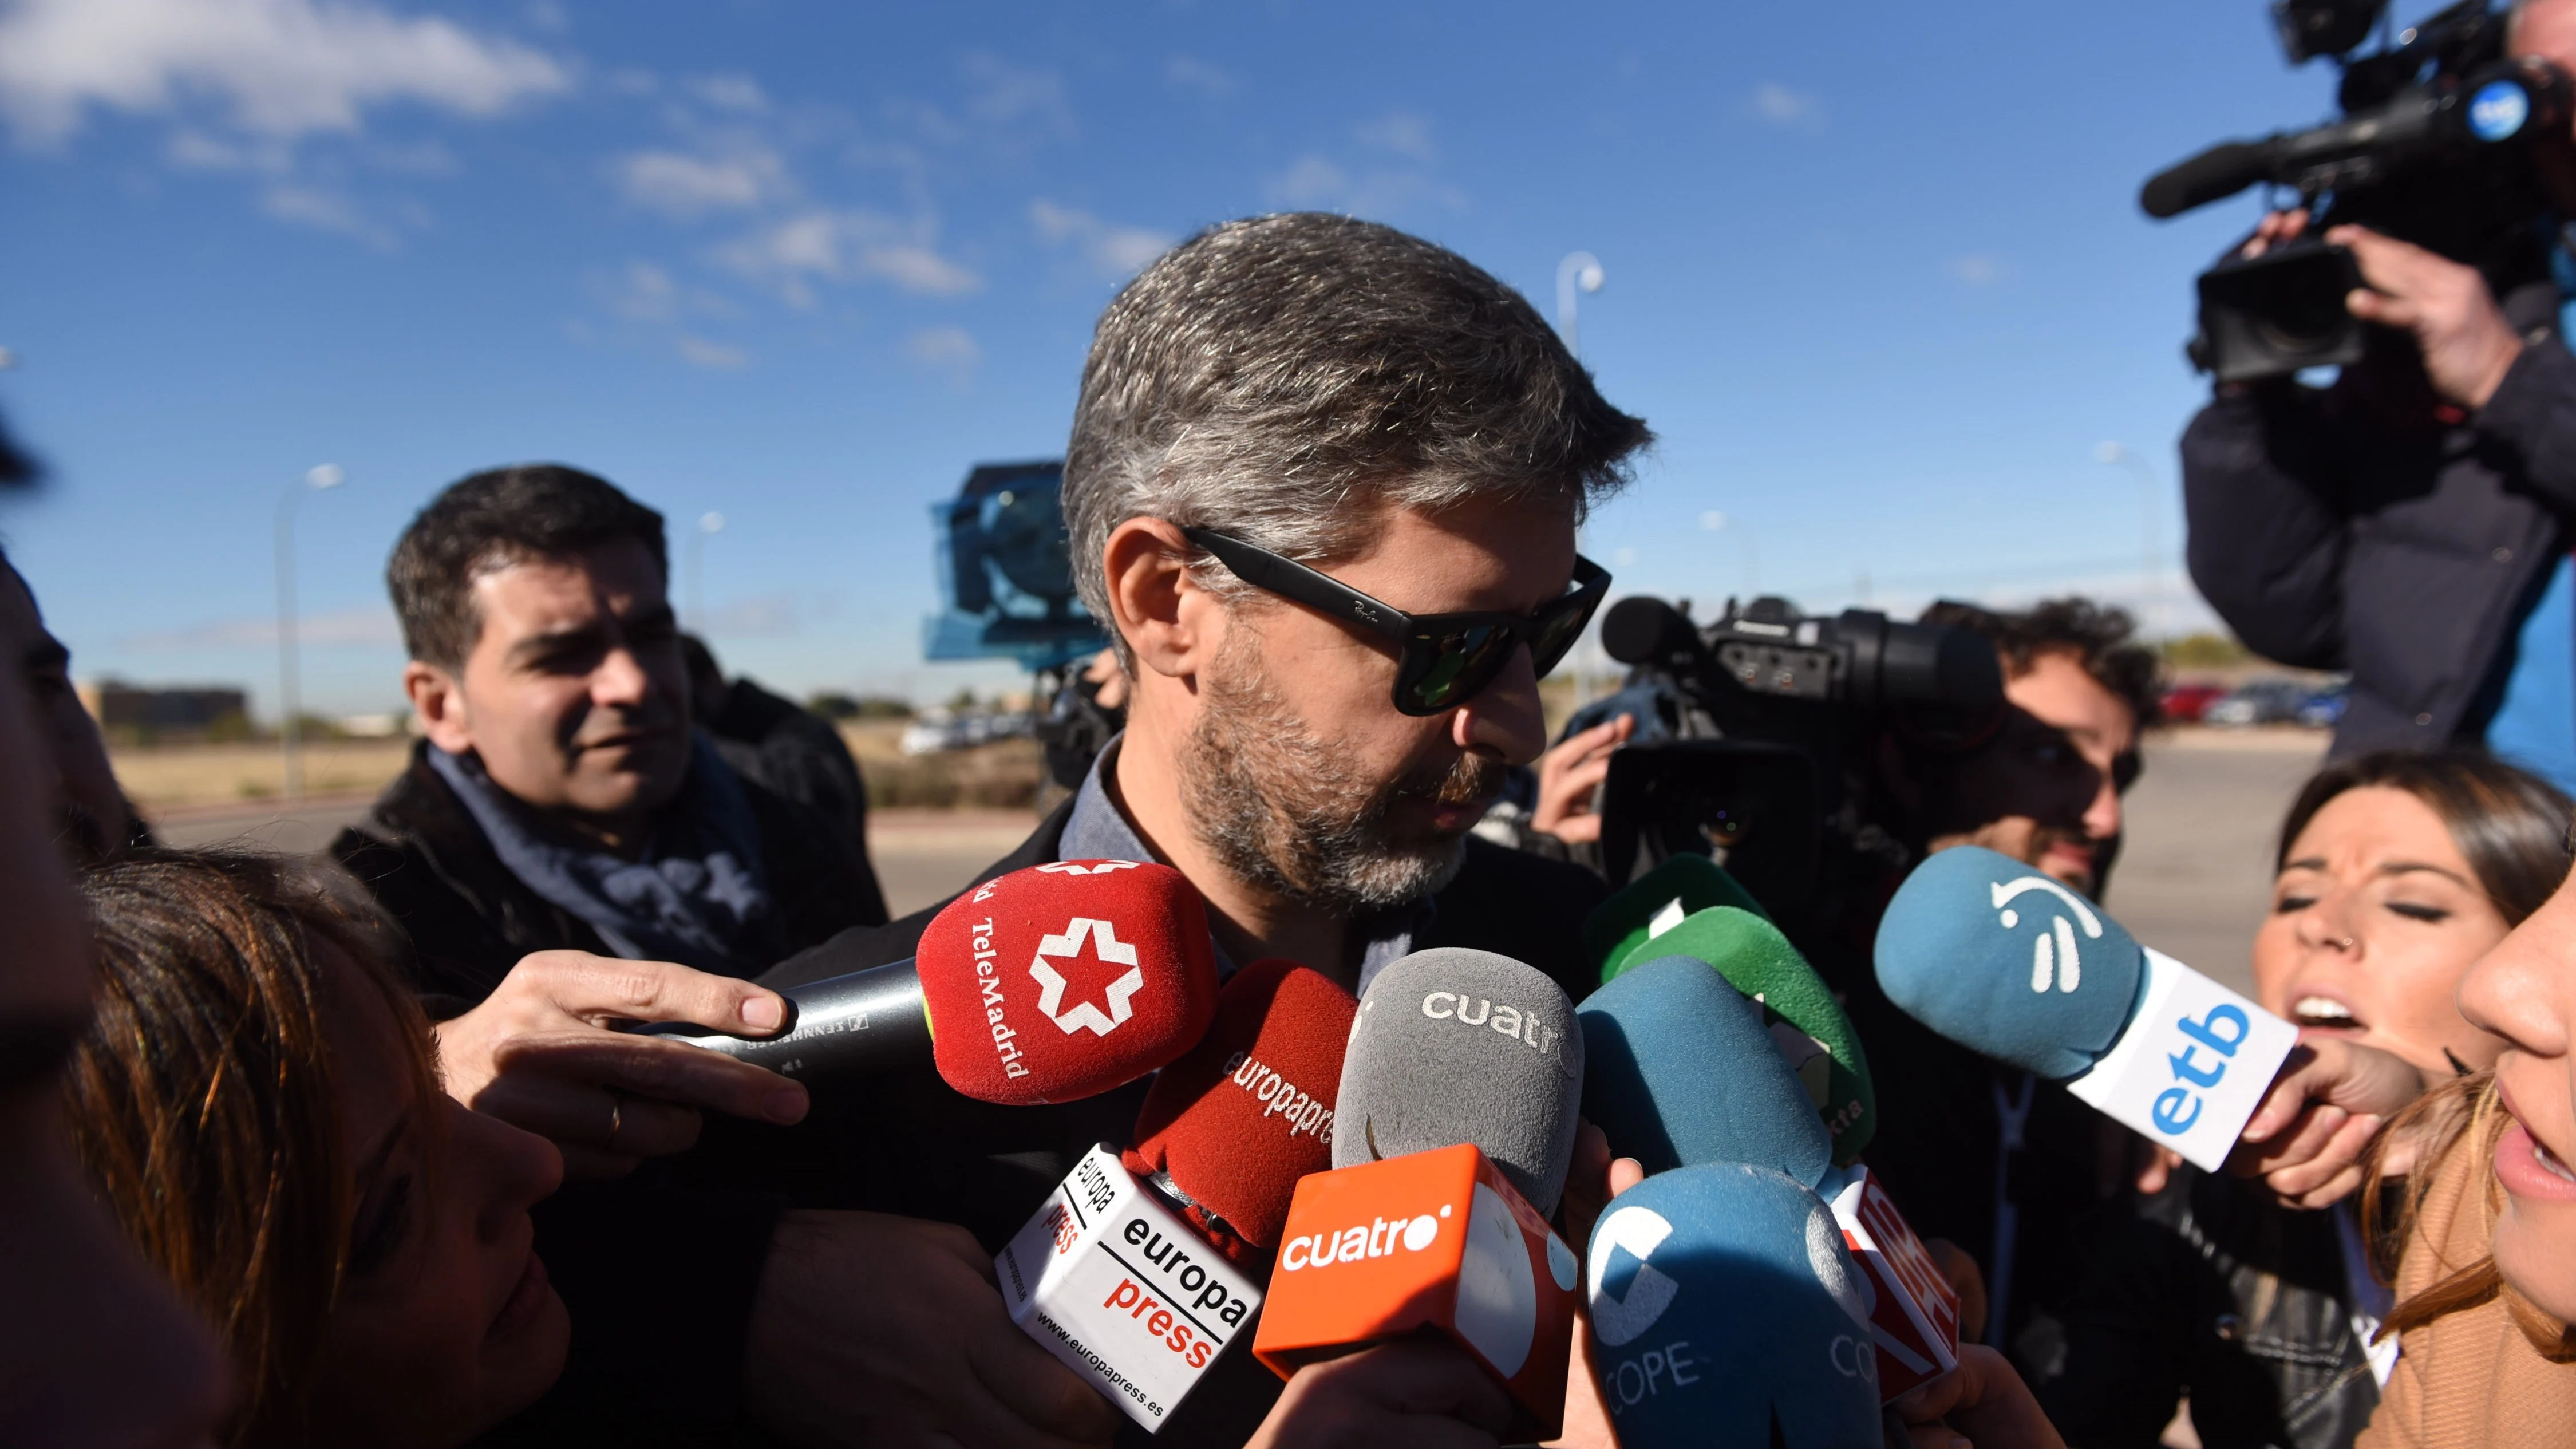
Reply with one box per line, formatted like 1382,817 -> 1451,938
112,719 -> 1049,817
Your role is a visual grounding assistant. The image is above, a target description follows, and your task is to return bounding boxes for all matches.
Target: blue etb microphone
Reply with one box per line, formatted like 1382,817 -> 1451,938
1577,956 -> 1831,1185
1872,844 -> 2145,1079
1585,1163 -> 1883,1449
1873,845 -> 2299,1172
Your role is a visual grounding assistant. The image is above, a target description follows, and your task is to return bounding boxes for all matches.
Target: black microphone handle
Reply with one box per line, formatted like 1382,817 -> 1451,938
643,957 -> 929,1079
2140,137 -> 2279,219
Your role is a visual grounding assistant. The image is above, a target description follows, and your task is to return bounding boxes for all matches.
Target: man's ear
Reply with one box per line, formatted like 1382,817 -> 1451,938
1102,518 -> 1225,682
405,661 -> 473,755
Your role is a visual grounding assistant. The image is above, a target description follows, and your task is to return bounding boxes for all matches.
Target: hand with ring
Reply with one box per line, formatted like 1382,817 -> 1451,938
435,950 -> 811,1179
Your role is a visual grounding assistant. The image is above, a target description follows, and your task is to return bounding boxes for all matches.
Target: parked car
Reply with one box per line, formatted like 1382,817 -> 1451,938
899,710 -> 967,755
2296,681 -> 2349,729
2204,678 -> 2313,727
2161,682 -> 2229,724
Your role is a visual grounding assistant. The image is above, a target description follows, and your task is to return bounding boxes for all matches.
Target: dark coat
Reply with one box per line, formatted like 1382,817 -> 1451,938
331,740 -> 886,1010
703,676 -> 883,918
2034,1166 -> 2380,1449
2183,295 -> 2576,756
331,743 -> 882,1448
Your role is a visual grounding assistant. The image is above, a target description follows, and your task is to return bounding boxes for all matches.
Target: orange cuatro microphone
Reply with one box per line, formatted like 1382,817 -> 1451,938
1251,1142 -> 1582,1441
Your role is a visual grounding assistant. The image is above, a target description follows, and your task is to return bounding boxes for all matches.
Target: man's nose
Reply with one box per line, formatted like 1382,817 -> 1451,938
2081,771 -> 2122,844
1451,644 -> 1547,764
592,647 -> 654,709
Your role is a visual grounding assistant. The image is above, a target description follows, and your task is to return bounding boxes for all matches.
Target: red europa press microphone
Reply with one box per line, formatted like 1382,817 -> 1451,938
651,860 -> 1219,1104
994,959 -> 1357,1432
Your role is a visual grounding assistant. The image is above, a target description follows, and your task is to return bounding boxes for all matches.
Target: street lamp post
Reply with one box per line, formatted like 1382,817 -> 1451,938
275,464 -> 345,800
686,511 -> 726,633
1556,252 -> 1605,360
2095,442 -> 2163,633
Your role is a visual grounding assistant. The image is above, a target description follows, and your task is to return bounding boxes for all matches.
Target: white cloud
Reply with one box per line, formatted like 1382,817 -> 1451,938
1946,254 -> 2003,286
685,72 -> 767,112
1029,200 -> 1172,278
614,144 -> 791,217
1263,152 -> 1465,218
1165,54 -> 1237,100
0,0 -> 570,144
1747,82 -> 1823,129
677,335 -> 748,369
122,603 -> 401,652
1354,111 -> 1436,163
716,209 -> 981,304
260,182 -> 398,247
959,52 -> 1072,139
906,325 -> 979,385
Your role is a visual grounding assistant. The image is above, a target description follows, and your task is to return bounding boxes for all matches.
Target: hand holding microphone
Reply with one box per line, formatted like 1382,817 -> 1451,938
435,949 -> 810,1178
655,860 -> 1220,1103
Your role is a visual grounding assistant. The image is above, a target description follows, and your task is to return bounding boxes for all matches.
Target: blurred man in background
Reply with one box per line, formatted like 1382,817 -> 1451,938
2187,0 -> 2576,795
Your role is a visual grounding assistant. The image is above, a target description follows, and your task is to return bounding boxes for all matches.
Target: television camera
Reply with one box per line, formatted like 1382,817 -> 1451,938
2141,0 -> 2570,382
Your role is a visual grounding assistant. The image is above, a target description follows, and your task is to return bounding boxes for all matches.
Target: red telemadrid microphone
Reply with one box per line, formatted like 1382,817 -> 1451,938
991,959 -> 1358,1432
652,860 -> 1219,1104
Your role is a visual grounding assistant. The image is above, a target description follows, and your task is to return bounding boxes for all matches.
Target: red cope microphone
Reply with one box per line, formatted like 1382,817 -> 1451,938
994,959 -> 1358,1432
653,860 -> 1218,1103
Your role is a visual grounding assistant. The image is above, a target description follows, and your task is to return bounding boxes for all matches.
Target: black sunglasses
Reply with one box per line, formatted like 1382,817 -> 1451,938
1181,526 -> 1611,716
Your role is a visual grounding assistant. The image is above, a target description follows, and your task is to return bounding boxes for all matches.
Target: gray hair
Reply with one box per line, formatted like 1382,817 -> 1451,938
1063,213 -> 1650,657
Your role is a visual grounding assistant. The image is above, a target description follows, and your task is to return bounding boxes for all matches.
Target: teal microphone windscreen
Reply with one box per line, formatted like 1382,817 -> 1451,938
1586,1163 -> 1882,1448
1577,955 -> 1832,1186
1603,905 -> 1876,1164
1873,844 -> 2146,1079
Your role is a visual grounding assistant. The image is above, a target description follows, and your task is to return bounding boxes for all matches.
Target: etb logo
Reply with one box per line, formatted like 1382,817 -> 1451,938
1988,875 -> 2101,994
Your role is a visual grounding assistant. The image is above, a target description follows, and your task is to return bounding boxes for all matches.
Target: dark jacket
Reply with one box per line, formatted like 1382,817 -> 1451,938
332,743 -> 882,1448
331,740 -> 885,1009
704,676 -> 884,917
748,794 -> 1610,1449
2035,1166 -> 2379,1449
2182,296 -> 2576,757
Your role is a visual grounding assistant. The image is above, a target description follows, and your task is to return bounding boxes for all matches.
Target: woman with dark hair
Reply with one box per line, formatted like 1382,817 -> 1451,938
2038,751 -> 2571,1449
65,851 -> 568,1448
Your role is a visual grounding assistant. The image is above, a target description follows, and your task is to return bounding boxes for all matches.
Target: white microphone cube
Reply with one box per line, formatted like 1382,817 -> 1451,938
2065,948 -> 2301,1172
996,1144 -> 1265,1431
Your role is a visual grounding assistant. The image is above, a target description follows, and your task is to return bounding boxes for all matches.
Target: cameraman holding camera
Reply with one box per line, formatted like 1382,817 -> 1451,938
2186,2 -> 2576,792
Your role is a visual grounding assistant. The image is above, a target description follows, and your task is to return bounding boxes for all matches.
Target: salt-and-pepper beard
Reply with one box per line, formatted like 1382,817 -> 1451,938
1182,623 -> 1504,919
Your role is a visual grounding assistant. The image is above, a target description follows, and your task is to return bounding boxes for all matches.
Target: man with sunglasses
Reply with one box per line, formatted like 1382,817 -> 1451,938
746,212 -> 1647,1439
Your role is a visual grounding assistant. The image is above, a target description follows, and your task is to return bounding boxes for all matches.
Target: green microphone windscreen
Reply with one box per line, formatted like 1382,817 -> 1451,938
1581,854 -> 1768,981
1607,906 -> 1875,1164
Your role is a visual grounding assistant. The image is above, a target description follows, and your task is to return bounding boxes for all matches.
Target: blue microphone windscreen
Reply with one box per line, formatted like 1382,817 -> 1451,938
1577,956 -> 1831,1187
1872,844 -> 2146,1079
1586,1163 -> 1882,1448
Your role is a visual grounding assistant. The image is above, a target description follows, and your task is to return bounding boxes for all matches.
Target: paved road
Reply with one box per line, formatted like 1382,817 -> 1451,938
150,730 -> 2329,984
2103,730 -> 2328,997
154,799 -> 1037,921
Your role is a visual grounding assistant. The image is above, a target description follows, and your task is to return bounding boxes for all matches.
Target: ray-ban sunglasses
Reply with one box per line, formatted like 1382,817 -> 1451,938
1181,526 -> 1611,717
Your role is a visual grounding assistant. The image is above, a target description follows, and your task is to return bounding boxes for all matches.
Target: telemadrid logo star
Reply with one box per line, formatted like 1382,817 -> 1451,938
1028,917 -> 1146,1036
1036,860 -> 1141,876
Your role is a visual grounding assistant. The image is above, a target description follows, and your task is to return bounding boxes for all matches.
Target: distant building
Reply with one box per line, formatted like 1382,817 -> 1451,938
78,680 -> 250,736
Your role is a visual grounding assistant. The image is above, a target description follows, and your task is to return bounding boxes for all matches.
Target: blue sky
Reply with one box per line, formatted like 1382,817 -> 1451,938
0,0 -> 2353,717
